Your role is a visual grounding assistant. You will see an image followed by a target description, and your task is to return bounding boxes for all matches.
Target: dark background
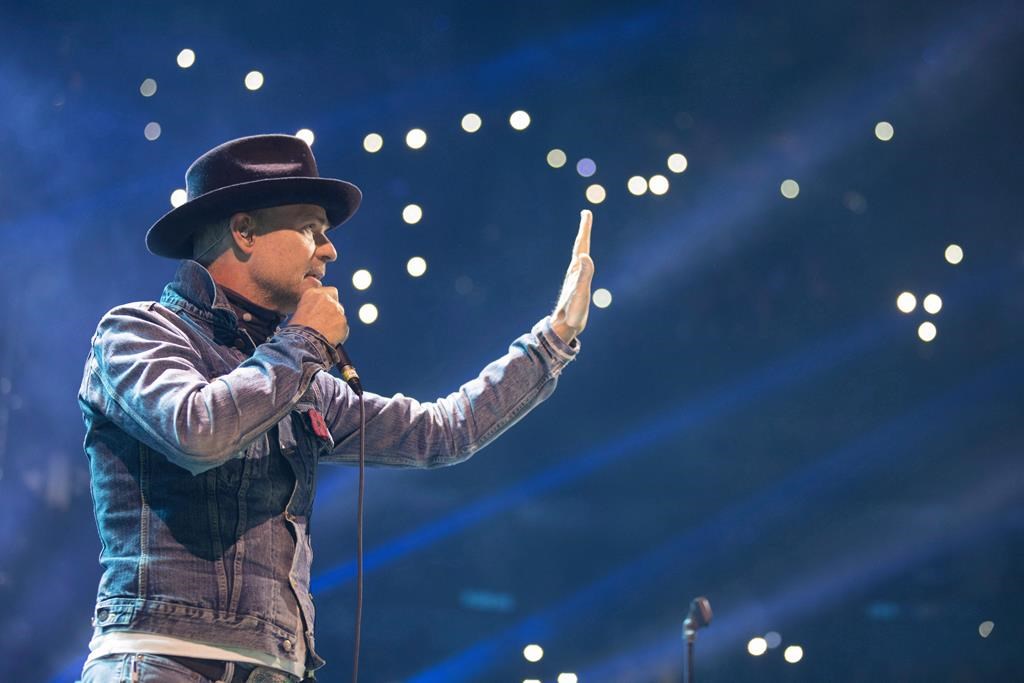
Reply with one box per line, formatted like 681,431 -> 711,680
1,1 -> 1021,681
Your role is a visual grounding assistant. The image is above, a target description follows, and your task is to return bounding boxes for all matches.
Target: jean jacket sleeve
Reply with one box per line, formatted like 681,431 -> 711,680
81,302 -> 339,475
315,316 -> 580,468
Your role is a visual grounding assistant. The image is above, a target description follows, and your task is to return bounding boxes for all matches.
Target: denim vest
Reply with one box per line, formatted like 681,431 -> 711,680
80,260 -> 579,672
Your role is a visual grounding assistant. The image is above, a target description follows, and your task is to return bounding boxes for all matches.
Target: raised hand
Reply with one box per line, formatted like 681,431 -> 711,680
550,210 -> 595,344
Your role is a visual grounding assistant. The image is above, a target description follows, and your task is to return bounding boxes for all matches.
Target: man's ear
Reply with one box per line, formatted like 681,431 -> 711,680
229,212 -> 257,254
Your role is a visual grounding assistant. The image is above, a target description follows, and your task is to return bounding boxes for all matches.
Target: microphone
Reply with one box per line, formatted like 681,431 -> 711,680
683,596 -> 712,642
335,344 -> 363,396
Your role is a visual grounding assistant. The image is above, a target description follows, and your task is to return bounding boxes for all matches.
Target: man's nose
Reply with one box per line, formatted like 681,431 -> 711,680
318,236 -> 338,263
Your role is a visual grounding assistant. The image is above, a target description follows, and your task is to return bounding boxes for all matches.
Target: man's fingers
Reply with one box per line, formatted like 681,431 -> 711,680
573,209 -> 592,258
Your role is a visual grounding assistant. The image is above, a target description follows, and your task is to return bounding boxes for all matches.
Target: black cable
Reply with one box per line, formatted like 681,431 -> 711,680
351,393 -> 366,683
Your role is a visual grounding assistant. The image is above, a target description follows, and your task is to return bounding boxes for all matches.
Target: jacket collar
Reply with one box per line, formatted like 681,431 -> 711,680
160,260 -> 242,343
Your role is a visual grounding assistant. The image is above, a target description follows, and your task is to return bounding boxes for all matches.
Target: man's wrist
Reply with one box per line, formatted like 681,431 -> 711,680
550,317 -> 577,345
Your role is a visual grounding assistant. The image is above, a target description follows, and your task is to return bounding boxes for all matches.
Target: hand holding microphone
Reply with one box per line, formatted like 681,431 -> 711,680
290,285 -> 362,395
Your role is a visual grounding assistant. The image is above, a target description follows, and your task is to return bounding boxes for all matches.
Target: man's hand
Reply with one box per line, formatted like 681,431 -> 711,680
290,286 -> 350,346
550,210 -> 595,344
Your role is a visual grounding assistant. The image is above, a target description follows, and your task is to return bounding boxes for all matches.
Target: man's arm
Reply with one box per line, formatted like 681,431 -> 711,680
315,315 -> 578,467
317,210 -> 595,467
82,302 -> 338,475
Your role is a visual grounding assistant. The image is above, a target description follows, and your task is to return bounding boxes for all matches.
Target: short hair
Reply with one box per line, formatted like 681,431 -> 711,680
191,216 -> 233,265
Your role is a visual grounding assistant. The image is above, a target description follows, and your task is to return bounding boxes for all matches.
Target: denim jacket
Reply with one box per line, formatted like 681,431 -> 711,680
80,260 -> 579,672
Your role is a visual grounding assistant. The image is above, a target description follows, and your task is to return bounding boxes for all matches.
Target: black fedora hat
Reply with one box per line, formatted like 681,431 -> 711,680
146,134 -> 362,259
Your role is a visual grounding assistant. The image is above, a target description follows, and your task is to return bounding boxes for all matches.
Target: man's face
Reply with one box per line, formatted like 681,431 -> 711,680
244,203 -> 336,314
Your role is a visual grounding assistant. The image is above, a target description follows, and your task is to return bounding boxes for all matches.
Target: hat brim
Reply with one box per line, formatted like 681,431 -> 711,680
146,176 -> 363,259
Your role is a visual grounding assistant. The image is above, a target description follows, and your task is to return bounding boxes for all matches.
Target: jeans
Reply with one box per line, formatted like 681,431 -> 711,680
80,654 -> 300,683
82,654 -> 206,682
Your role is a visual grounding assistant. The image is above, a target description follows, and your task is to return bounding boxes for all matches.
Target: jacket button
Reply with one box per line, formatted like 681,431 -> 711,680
96,608 -> 109,622
283,639 -> 293,651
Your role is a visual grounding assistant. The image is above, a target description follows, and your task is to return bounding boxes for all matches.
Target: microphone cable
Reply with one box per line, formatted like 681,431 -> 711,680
334,347 -> 365,683
351,393 -> 365,683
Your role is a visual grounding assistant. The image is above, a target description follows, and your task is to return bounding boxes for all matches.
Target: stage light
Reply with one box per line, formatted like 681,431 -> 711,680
667,153 -> 688,173
918,321 -> 937,342
523,644 -> 544,662
509,110 -> 531,131
557,674 -> 578,683
407,257 -> 427,277
461,113 -> 482,133
875,121 -> 894,141
593,288 -> 612,308
177,49 -> 196,68
979,621 -> 994,638
627,176 -> 648,195
295,129 -> 315,146
765,631 -> 782,649
244,70 -> 264,91
406,128 -> 427,149
547,149 -> 567,168
363,133 -> 383,153
576,158 -> 597,178
649,174 -> 669,195
945,244 -> 963,265
586,183 -> 606,204
144,122 -> 162,141
783,645 -> 804,663
923,293 -> 942,314
139,78 -> 157,97
170,189 -> 187,207
780,179 -> 800,199
896,292 -> 917,313
358,303 -> 378,324
403,204 -> 423,224
843,191 -> 867,214
747,637 -> 768,656
352,269 -> 372,291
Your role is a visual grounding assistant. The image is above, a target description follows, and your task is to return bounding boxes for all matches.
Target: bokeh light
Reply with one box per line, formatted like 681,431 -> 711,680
144,122 -> 161,141
557,674 -> 578,683
747,637 -> 768,656
509,110 -> 531,130
461,113 -> 482,133
918,321 -> 937,342
667,153 -> 688,173
897,292 -> 917,313
875,121 -> 895,141
784,645 -> 804,663
363,133 -> 383,153
170,189 -> 187,208
139,78 -> 157,97
627,176 -> 648,195
547,149 -> 567,168
649,174 -> 669,195
407,257 -> 427,277
176,48 -> 196,68
406,128 -> 427,149
295,129 -> 315,146
352,269 -> 372,291
945,244 -> 964,264
923,293 -> 942,314
765,631 -> 782,649
576,158 -> 596,178
244,70 -> 264,90
780,179 -> 800,199
593,288 -> 612,308
586,184 -> 606,204
358,303 -> 378,325
403,204 -> 423,224
979,621 -> 995,638
523,644 -> 544,662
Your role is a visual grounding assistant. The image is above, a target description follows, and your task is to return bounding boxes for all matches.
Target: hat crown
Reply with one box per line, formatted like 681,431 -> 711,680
186,134 -> 320,201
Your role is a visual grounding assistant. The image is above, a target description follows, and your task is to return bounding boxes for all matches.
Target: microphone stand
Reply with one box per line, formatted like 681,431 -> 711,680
682,597 -> 712,683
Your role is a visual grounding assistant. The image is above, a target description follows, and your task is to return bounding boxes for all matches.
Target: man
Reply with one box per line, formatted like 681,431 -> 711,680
79,134 -> 594,682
